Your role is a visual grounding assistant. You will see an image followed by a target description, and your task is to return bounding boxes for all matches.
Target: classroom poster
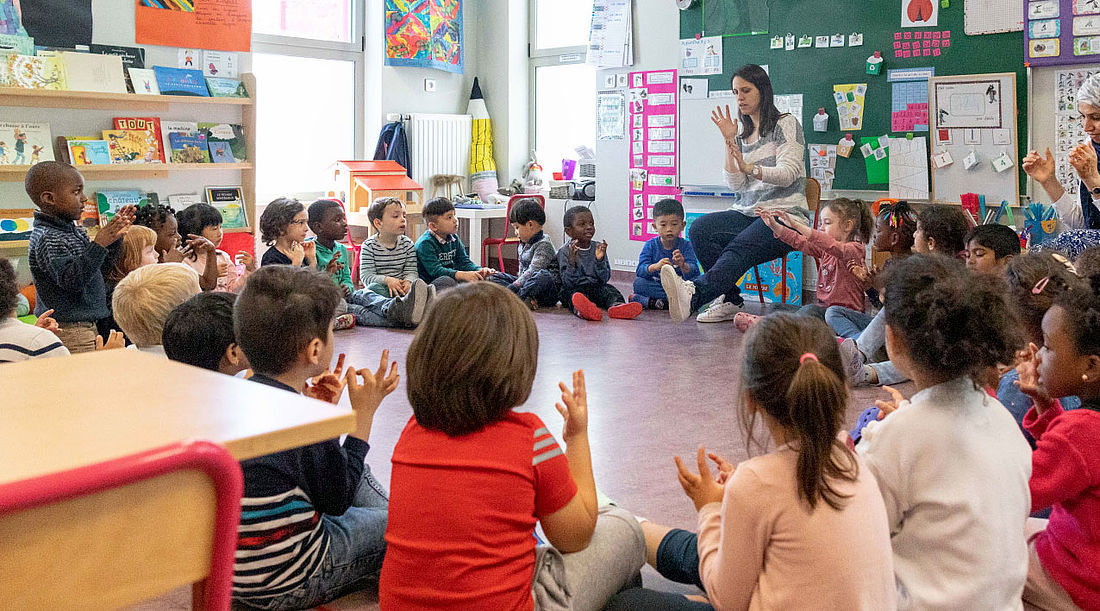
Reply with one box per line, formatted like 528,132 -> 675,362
136,0 -> 252,53
887,67 -> 933,132
1054,67 -> 1099,195
597,92 -> 625,140
628,69 -> 679,242
833,83 -> 867,130
735,252 -> 804,306
1025,0 -> 1100,66
385,0 -> 464,74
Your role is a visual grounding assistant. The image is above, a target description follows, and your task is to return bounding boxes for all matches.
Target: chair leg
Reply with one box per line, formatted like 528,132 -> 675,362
497,244 -> 506,273
754,265 -> 765,305
780,256 -> 788,305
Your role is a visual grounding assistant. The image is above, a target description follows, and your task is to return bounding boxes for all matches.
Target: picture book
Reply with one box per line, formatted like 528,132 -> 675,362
202,51 -> 238,78
59,51 -> 126,94
0,34 -> 34,56
96,190 -> 147,227
127,67 -> 159,94
112,117 -> 165,163
198,122 -> 247,162
0,208 -> 34,243
102,129 -> 158,164
167,193 -> 201,208
161,120 -> 197,148
88,44 -> 145,93
206,186 -> 248,229
67,139 -> 111,165
0,54 -> 65,89
0,122 -> 53,165
167,131 -> 210,163
152,65 -> 208,97
204,76 -> 247,98
208,141 -> 235,163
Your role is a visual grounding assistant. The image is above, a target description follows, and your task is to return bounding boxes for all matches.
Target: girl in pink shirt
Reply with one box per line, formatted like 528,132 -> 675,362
609,313 -> 896,611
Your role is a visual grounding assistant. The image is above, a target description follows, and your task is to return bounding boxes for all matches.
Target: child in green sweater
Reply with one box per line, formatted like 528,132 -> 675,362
415,197 -> 494,290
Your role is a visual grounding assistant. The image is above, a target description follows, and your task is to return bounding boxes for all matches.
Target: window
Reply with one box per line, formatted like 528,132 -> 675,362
251,0 -> 364,202
530,0 -> 596,176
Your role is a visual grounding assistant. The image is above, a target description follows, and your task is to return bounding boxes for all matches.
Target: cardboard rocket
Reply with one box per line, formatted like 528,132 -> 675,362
468,77 -> 499,202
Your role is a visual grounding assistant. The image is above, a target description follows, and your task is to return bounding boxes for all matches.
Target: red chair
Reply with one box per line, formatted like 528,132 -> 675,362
0,440 -> 243,610
482,194 -> 545,273
752,178 -> 822,305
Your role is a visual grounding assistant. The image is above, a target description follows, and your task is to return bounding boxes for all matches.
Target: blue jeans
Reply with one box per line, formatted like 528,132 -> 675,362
488,269 -> 560,307
344,289 -> 401,328
236,466 -> 389,610
632,277 -> 666,301
688,210 -> 795,311
605,529 -> 714,610
826,305 -> 874,339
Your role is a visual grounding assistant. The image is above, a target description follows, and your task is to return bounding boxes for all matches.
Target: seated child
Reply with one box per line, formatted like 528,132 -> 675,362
558,206 -> 641,321
1074,244 -> 1100,277
232,265 -> 396,608
858,254 -> 1031,609
1014,274 -> 1100,611
358,196 -> 419,297
111,262 -> 201,355
758,197 -> 871,321
308,198 -> 428,328
26,161 -> 135,353
259,197 -> 316,269
162,291 -> 249,376
381,282 -> 645,610
964,223 -> 1021,275
632,198 -> 699,310
98,224 -> 159,339
0,257 -> 68,362
176,202 -> 254,292
487,197 -> 561,309
609,314 -> 895,610
134,203 -> 183,263
415,196 -> 493,290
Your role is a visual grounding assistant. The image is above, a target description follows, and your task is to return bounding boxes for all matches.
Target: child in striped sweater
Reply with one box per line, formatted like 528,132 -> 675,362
358,197 -> 421,297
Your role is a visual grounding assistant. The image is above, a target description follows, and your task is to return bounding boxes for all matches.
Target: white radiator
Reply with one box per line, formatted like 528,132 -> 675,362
407,113 -> 472,194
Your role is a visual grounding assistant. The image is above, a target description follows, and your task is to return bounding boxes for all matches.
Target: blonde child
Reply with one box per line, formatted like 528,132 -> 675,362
111,262 -> 201,355
857,254 -> 1032,609
610,313 -> 896,610
98,224 -> 160,339
381,282 -> 645,610
177,202 -> 254,292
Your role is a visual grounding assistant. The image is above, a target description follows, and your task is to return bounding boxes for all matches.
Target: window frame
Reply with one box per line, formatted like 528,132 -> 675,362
528,0 -> 591,167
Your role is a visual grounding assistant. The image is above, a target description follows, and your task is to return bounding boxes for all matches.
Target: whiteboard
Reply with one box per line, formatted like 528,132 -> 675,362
929,72 -> 1019,205
678,98 -> 731,188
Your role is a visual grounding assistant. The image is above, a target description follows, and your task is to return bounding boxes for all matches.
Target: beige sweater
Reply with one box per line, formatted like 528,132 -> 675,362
696,442 -> 896,611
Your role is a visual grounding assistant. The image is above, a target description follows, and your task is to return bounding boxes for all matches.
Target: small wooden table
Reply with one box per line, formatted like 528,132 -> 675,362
0,350 -> 356,609
454,206 -> 508,267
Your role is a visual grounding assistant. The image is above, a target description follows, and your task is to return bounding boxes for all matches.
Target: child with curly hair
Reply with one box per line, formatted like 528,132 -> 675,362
259,197 -> 316,269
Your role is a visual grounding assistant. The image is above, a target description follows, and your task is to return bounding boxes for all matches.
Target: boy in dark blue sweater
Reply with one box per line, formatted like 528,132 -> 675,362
26,162 -> 135,353
231,265 -> 399,608
632,198 -> 700,310
557,205 -> 641,321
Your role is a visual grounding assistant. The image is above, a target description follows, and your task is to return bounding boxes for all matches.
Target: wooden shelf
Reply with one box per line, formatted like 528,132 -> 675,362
0,86 -> 253,111
0,240 -> 29,250
223,226 -> 252,234
0,163 -> 254,181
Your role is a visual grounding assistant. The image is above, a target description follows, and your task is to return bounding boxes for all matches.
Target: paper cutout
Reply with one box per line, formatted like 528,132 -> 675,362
813,110 -> 829,132
815,35 -> 830,47
862,136 -> 889,183
680,78 -> 709,99
774,94 -> 804,124
771,35 -> 784,49
932,150 -> 954,167
934,80 -> 1003,128
889,136 -> 929,199
628,69 -> 679,242
991,151 -> 1014,172
837,136 -> 855,157
963,150 -> 979,170
679,36 -> 722,76
902,0 -> 939,27
809,143 -> 838,190
849,33 -> 864,46
833,83 -> 867,130
785,33 -> 796,50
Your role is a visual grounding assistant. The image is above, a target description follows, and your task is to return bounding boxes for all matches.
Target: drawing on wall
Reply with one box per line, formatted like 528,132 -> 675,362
889,136 -> 929,199
902,0 -> 938,27
934,80 -> 1003,128
385,0 -> 464,74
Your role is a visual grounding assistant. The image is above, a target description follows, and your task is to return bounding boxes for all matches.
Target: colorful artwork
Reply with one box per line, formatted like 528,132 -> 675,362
385,0 -> 464,74
735,251 -> 804,306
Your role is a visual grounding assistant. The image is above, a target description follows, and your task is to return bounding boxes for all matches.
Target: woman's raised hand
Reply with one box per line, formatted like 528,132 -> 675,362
1069,142 -> 1100,182
1022,148 -> 1056,184
711,104 -> 740,141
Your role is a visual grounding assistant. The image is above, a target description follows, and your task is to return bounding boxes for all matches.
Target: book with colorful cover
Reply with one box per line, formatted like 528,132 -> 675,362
0,54 -> 65,89
208,141 -> 234,163
112,117 -> 165,163
206,186 -> 248,229
96,190 -> 147,227
152,65 -> 208,97
198,122 -> 246,162
204,76 -> 247,98
0,34 -> 35,56
0,122 -> 53,165
167,131 -> 210,163
102,129 -> 157,164
67,138 -> 111,165
161,120 -> 197,151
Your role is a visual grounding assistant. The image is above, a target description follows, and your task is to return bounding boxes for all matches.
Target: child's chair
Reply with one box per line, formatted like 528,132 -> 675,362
0,440 -> 243,610
482,194 -> 545,273
751,177 -> 821,305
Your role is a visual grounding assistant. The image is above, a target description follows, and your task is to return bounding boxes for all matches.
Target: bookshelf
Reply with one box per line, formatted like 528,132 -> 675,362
0,73 -> 257,251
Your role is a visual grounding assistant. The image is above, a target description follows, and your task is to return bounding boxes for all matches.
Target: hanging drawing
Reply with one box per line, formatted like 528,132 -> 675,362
385,0 -> 464,74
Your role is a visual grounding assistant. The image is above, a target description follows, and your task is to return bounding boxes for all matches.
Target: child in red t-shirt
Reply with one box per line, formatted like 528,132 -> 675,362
380,282 -> 644,610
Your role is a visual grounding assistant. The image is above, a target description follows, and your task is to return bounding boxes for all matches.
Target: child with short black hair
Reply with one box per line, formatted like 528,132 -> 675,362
415,196 -> 493,290
359,196 -> 420,297
914,204 -> 970,257
858,254 -> 1032,609
0,257 -> 68,362
308,198 -> 428,328
559,205 -> 641,321
163,291 -> 249,375
26,161 -> 135,353
381,282 -> 645,610
112,262 -> 201,355
633,198 -> 698,310
232,265 -> 397,608
487,197 -> 561,309
1074,244 -> 1100,277
965,223 -> 1021,275
1014,273 -> 1100,611
259,197 -> 316,268
177,202 -> 253,292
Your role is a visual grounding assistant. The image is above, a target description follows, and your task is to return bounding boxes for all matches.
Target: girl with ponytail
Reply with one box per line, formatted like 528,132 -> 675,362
609,314 -> 895,610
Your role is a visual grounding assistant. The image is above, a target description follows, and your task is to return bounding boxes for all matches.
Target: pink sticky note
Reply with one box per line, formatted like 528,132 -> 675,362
932,39 -> 941,48
924,40 -> 931,47
925,48 -> 933,56
902,50 -> 911,58
904,31 -> 912,39
943,39 -> 950,47
894,41 -> 902,49
894,50 -> 901,57
933,30 -> 942,38
902,41 -> 910,49
943,30 -> 951,37
895,32 -> 903,39
933,48 -> 941,56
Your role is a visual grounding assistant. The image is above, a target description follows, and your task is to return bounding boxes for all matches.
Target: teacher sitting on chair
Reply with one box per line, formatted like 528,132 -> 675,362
662,64 -> 808,323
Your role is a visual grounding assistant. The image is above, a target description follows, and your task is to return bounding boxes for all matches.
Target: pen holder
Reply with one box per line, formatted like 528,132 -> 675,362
561,159 -> 577,180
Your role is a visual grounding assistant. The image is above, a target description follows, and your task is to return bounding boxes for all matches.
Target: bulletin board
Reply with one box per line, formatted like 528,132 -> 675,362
1024,0 -> 1100,67
678,0 -> 1027,194
628,69 -> 681,242
928,73 -> 1019,204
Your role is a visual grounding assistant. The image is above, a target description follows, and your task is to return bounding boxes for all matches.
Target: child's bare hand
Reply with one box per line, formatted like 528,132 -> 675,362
455,270 -> 481,282
304,353 -> 348,404
185,234 -> 215,256
568,242 -> 580,265
346,350 -> 399,415
706,451 -> 737,485
875,386 -> 907,420
675,446 -> 726,511
93,205 -> 136,247
95,329 -> 125,351
648,257 -> 671,273
754,206 -> 778,228
33,309 -> 60,335
1014,343 -> 1055,414
288,242 -> 306,267
238,252 -> 256,272
594,240 -> 608,260
162,246 -> 186,263
554,369 -> 589,441
326,251 -> 344,275
383,276 -> 406,296
478,267 -> 495,278
301,240 -> 316,261
216,260 -> 230,277
672,249 -> 686,266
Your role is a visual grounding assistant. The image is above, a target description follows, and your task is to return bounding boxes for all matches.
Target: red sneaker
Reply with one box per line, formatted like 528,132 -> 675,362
572,293 -> 604,321
608,301 -> 643,320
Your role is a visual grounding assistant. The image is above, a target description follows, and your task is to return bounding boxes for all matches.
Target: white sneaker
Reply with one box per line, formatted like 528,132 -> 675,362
660,264 -> 695,323
696,295 -> 741,323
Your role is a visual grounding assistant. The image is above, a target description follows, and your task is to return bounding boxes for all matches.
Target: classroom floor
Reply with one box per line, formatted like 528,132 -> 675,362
129,286 -> 910,610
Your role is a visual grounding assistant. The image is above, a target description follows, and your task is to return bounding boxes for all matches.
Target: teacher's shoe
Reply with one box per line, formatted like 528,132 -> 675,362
661,264 -> 695,323
696,295 -> 741,323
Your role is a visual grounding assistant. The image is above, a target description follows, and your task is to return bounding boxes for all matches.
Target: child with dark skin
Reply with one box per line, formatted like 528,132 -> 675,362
559,207 -> 640,321
134,204 -> 218,291
309,204 -> 352,297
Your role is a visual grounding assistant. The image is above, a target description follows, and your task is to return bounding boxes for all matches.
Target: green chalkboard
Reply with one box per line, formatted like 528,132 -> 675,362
679,0 -> 1027,192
